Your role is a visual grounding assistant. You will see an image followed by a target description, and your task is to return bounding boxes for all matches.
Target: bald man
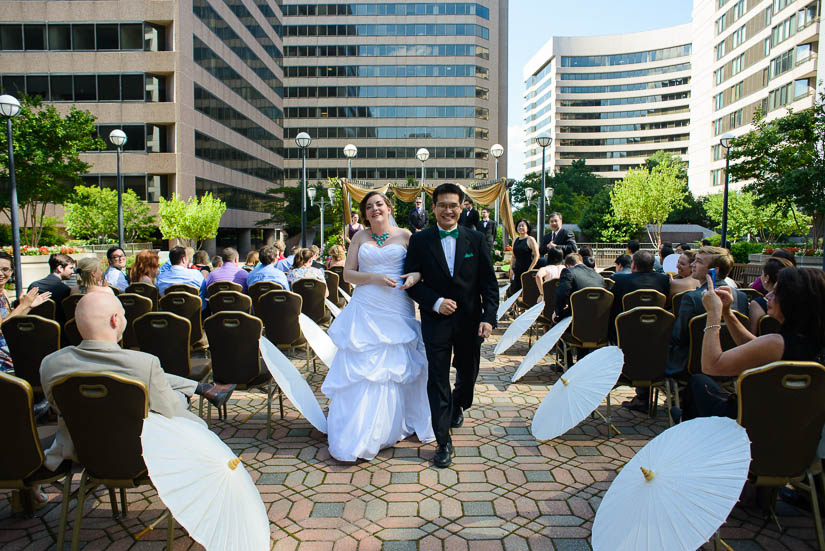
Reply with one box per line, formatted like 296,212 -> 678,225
39,293 -> 235,471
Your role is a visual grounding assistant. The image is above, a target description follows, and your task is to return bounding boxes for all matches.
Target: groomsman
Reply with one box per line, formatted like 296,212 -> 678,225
476,208 -> 496,253
538,212 -> 577,262
458,198 -> 479,230
408,197 -> 428,232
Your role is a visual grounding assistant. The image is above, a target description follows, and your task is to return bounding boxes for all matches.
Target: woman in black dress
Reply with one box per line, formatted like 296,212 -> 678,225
508,219 -> 540,296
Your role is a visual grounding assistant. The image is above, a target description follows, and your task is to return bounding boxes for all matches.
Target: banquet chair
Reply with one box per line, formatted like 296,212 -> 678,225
133,311 -> 211,384
3,315 -> 60,393
737,361 -> 825,550
63,318 -> 83,346
125,282 -> 159,311
532,278 -> 560,346
602,277 -> 615,290
61,294 -> 83,321
614,307 -> 676,426
0,372 -> 72,543
27,298 -> 56,320
740,288 -> 764,302
50,372 -> 174,550
159,292 -> 205,350
117,293 -> 153,350
209,290 -> 252,314
324,270 -> 345,308
207,280 -> 243,298
671,290 -> 689,316
621,289 -> 667,312
516,269 -> 541,313
758,314 -> 782,336
291,278 -> 331,326
329,265 -> 352,296
559,287 -> 614,370
248,281 -> 284,312
256,290 -> 312,370
204,312 -> 282,436
686,311 -> 749,376
163,283 -> 199,296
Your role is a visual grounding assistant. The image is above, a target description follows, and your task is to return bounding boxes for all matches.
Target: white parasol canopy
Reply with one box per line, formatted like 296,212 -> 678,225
494,300 -> 544,355
339,289 -> 351,303
592,417 -> 751,551
298,313 -> 337,368
499,283 -> 510,298
511,317 -> 572,382
140,413 -> 270,551
325,299 -> 341,318
496,288 -> 521,321
531,346 -> 623,440
259,336 -> 328,434
662,253 -> 680,274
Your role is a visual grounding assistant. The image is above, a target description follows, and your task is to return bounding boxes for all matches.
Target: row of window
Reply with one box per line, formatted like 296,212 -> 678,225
767,78 -> 811,110
0,22 -> 166,52
559,91 -> 689,107
280,146 -> 487,160
193,37 -> 282,120
221,0 -> 283,55
771,3 -> 819,48
193,0 -> 284,96
282,23 -> 489,39
81,174 -> 169,203
284,126 -> 488,140
559,77 -> 690,94
558,119 -> 690,133
283,64 -> 488,79
284,166 -> 487,181
560,45 -> 691,68
770,48 -> 795,80
558,134 -> 688,146
284,43 -> 489,59
0,73 -> 165,103
558,105 -> 689,120
91,124 -> 169,153
558,62 -> 691,81
249,0 -> 282,37
281,3 -> 490,18
196,177 -> 272,213
558,147 -> 687,160
283,85 -> 488,99
526,62 -> 552,89
526,76 -> 553,100
195,131 -> 283,182
284,105 -> 488,120
194,84 -> 283,154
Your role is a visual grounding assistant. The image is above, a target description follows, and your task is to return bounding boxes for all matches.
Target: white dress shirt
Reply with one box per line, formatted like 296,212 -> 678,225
433,224 -> 458,313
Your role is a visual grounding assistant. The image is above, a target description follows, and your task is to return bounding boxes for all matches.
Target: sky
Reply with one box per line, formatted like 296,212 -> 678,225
506,0 -> 694,180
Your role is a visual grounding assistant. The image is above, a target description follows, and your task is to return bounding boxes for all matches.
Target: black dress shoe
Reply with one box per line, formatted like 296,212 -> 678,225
433,442 -> 453,468
621,397 -> 648,413
450,407 -> 464,428
202,383 -> 237,409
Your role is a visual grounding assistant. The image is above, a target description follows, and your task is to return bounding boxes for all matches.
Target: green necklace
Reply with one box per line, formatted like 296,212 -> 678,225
372,231 -> 390,247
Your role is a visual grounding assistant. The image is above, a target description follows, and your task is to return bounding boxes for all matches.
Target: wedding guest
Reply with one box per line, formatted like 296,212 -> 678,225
28,253 -> 74,306
508,219 -> 539,296
626,240 -> 641,255
751,248 -> 796,294
407,198 -> 428,233
345,213 -> 364,248
192,250 -> 212,279
211,255 -> 223,269
243,250 -> 259,272
658,244 -> 675,272
748,256 -> 793,334
274,241 -> 287,261
184,247 -> 196,268
458,198 -> 479,229
326,245 -> 346,269
246,245 -> 289,289
310,245 -> 325,270
579,246 -> 597,270
71,258 -> 114,296
669,250 -> 700,298
276,246 -> 299,272
613,254 -> 632,275
287,249 -> 326,287
476,208 -> 496,252
205,247 -> 248,292
103,246 -> 128,292
156,247 -> 207,306
553,253 -> 604,321
129,250 -> 160,285
0,251 -> 52,371
539,212 -> 577,261
535,246 -> 565,299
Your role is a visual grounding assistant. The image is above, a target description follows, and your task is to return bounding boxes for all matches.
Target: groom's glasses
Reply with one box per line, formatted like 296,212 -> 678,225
435,202 -> 460,211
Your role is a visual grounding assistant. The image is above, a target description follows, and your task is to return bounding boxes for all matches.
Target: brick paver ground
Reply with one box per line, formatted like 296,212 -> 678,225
1,325 -> 821,550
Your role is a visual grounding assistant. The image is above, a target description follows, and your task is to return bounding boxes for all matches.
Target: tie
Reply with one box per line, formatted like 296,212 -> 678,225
552,232 -> 556,242
439,228 -> 459,239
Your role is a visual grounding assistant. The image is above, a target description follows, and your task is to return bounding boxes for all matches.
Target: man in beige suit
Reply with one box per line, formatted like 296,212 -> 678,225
40,293 -> 234,471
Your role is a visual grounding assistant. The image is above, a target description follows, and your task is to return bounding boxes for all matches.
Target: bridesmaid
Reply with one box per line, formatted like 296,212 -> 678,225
344,212 -> 364,250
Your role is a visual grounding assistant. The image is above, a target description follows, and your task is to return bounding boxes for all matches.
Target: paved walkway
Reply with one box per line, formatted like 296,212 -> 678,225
1,331 -> 821,550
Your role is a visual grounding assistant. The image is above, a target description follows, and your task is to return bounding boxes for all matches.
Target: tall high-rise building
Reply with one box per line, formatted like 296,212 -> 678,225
0,0 -> 508,251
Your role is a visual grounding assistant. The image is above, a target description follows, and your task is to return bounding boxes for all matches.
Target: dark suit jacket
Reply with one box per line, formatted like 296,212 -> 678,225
28,273 -> 71,305
458,208 -> 479,230
476,219 -> 496,251
555,263 -> 605,318
408,208 -> 428,231
539,228 -> 577,258
404,226 -> 499,338
610,271 -> 670,316
666,283 -> 749,375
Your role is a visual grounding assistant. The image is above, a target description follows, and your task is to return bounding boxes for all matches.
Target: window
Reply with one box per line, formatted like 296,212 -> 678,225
795,43 -> 811,63
715,66 -> 725,85
718,0 -> 729,8
729,108 -> 743,128
714,92 -> 724,110
194,84 -> 283,153
712,168 -> 726,186
48,24 -> 70,50
716,15 -> 727,34
96,24 -> 119,49
0,25 -> 23,50
74,75 -> 96,101
713,117 -> 723,136
731,54 -> 744,75
794,78 -> 810,98
716,41 -> 726,60
27,75 -> 49,99
731,80 -> 743,102
23,25 -> 46,50
768,82 -> 792,110
120,23 -> 143,49
97,75 -> 120,101
50,75 -> 73,101
764,38 -> 771,57
732,0 -> 745,21
72,24 -> 95,50
121,74 -> 145,101
732,26 -> 746,48
770,48 -> 794,78
765,7 -> 772,25
713,144 -> 724,161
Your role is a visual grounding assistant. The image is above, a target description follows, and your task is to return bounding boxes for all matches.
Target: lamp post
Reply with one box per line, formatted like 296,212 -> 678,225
536,135 -> 552,238
719,132 -> 734,249
0,95 -> 22,299
108,129 -> 128,249
296,132 -> 312,247
491,143 -> 504,228
308,186 -> 335,247
343,143 -> 357,181
416,147 -> 429,203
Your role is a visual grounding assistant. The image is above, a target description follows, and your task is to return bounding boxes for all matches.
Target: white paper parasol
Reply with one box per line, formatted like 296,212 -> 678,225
259,336 -> 328,434
140,413 -> 270,551
325,299 -> 341,318
662,253 -> 680,274
496,288 -> 521,321
298,313 -> 337,368
531,346 -> 623,440
592,417 -> 751,551
339,289 -> 351,303
494,300 -> 544,355
499,283 -> 510,298
511,317 -> 572,382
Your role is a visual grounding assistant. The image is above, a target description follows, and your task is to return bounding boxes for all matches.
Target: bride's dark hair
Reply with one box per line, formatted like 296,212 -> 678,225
359,191 -> 392,228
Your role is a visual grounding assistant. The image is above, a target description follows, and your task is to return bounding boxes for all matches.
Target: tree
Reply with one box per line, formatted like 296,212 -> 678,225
579,185 -> 642,242
158,192 -> 226,249
726,93 -> 825,250
703,190 -> 812,243
0,96 -> 104,247
258,178 -> 346,245
610,163 -> 687,247
64,185 -> 156,244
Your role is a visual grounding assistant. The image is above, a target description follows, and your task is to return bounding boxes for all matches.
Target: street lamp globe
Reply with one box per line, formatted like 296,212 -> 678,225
491,143 -> 504,158
536,135 -> 552,148
343,143 -> 358,159
295,131 -> 311,148
0,95 -> 21,118
327,187 -> 336,201
719,132 -> 735,149
545,187 -> 554,202
307,186 -> 317,201
109,128 -> 127,147
416,148 -> 430,162
525,187 -> 536,205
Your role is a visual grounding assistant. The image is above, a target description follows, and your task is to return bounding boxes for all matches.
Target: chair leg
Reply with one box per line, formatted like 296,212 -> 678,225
665,381 -> 674,427
206,401 -> 212,428
56,471 -> 71,550
606,393 -> 612,439
120,488 -> 128,516
278,387 -> 284,419
108,488 -> 119,518
198,395 -> 204,419
267,379 -> 272,439
71,472 -> 90,551
808,471 -> 825,551
166,509 -> 175,550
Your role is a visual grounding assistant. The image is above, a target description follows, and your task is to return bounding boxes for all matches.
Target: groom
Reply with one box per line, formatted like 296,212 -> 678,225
404,183 -> 499,468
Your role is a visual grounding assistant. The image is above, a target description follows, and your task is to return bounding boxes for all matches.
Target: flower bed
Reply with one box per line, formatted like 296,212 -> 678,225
2,245 -> 86,256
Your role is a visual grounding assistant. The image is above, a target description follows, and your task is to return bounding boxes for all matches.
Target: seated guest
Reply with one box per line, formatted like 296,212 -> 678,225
242,250 -> 259,272
684,267 -> 825,420
211,255 -> 223,269
28,253 -> 74,307
669,250 -> 700,298
0,251 -> 52,371
39,293 -> 235,471
288,249 -> 327,291
192,250 -> 212,279
701,238 -> 712,246
748,256 -> 793,334
71,258 -> 114,296
274,241 -> 287,262
246,246 -> 289,289
276,246 -> 299,273
103,246 -> 129,292
626,239 -> 640,255
326,245 -> 346,269
553,253 -> 605,321
675,243 -> 691,254
129,250 -> 160,285
613,254 -> 632,275
751,248 -> 795,294
156,246 -> 207,307
579,246 -> 597,270
205,247 -> 249,292
310,245 -> 325,270
610,250 -> 670,321
535,246 -> 565,299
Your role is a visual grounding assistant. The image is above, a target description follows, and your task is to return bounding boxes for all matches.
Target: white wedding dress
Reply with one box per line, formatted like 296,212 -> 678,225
322,243 -> 435,461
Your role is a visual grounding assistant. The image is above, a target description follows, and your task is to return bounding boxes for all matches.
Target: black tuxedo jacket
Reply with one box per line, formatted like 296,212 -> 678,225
458,208 -> 479,230
608,271 -> 671,325
404,226 -> 498,335
539,228 -> 577,257
28,273 -> 71,305
555,263 -> 605,318
408,208 -> 429,231
476,219 -> 496,250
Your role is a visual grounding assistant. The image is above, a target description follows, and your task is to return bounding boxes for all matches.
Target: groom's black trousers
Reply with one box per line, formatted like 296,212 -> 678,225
421,317 -> 481,447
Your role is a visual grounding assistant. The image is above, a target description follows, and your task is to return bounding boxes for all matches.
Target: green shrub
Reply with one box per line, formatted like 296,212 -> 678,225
0,217 -> 66,247
730,241 -> 765,263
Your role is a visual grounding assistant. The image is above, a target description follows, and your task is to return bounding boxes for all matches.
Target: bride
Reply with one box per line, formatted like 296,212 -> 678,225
322,191 -> 435,461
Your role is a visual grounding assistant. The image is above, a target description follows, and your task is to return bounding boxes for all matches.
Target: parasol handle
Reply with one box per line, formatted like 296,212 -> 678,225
560,377 -> 569,386
228,457 -> 242,470
593,410 -> 621,435
640,467 -> 655,482
135,510 -> 172,540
